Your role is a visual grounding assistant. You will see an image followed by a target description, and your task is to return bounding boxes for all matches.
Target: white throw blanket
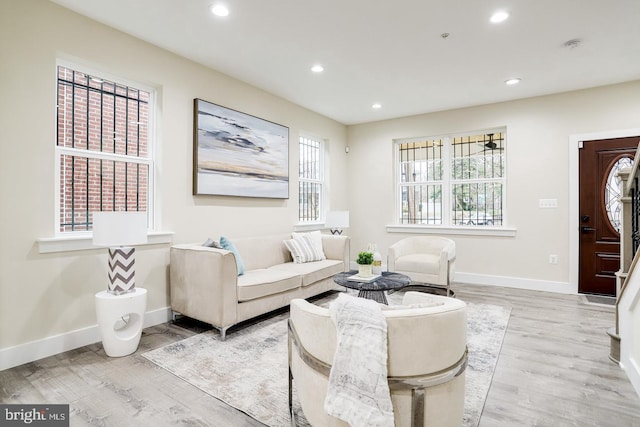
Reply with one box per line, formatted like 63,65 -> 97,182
325,293 -> 394,427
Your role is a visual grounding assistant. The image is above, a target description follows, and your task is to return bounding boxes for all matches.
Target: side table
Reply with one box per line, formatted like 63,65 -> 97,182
95,288 -> 147,357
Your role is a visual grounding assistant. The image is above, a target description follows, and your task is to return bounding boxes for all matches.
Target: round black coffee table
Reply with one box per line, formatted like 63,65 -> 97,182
333,270 -> 411,304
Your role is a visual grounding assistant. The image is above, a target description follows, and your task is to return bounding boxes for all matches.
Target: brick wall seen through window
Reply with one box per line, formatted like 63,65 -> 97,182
56,65 -> 152,232
298,135 -> 323,222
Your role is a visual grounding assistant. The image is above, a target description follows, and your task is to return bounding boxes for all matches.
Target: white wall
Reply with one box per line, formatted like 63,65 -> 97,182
346,82 -> 640,291
2,0 -> 640,370
0,0 -> 348,366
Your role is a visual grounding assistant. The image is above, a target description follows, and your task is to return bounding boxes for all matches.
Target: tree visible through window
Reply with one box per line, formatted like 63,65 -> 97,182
56,65 -> 152,232
397,131 -> 505,226
298,135 -> 323,222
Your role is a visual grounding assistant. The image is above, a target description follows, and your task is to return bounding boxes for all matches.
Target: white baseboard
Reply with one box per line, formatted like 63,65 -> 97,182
0,306 -> 172,372
0,273 -> 576,372
620,358 -> 640,400
455,272 -> 576,294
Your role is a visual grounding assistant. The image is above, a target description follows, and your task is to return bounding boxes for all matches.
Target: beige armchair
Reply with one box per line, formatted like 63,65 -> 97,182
387,236 -> 456,296
288,292 -> 467,427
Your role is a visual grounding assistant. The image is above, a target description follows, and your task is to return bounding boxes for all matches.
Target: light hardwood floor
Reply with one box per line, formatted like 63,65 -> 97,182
1,284 -> 639,426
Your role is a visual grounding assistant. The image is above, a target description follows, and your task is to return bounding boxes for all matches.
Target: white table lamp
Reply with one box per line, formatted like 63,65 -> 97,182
326,211 -> 349,235
93,211 -> 148,294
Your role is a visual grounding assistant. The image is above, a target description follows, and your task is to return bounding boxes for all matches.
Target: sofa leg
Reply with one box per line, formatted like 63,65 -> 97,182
217,326 -> 230,341
171,311 -> 180,322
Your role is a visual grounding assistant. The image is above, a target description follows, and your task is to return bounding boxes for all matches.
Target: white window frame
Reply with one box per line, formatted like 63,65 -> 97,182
390,128 -> 516,237
37,60 -> 171,253
297,134 -> 325,225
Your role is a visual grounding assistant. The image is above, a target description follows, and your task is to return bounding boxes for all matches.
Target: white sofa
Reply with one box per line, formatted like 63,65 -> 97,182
169,233 -> 350,339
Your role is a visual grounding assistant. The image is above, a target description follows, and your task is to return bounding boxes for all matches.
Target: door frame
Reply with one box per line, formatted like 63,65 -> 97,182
569,127 -> 640,294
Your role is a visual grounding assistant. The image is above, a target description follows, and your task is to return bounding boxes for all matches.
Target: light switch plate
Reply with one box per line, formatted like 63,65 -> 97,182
539,199 -> 558,208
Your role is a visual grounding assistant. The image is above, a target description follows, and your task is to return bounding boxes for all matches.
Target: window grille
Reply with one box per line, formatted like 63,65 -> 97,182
397,130 -> 506,226
398,138 -> 444,224
56,65 -> 152,232
298,135 -> 323,222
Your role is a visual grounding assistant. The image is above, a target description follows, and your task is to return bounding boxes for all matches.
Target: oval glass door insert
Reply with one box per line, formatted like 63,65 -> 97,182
604,156 -> 633,233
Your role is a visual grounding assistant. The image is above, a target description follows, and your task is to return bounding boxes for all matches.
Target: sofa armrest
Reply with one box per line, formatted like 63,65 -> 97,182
321,235 -> 350,271
170,244 -> 238,328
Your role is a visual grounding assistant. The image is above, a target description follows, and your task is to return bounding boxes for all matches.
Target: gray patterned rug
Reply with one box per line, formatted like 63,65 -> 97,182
143,291 -> 511,426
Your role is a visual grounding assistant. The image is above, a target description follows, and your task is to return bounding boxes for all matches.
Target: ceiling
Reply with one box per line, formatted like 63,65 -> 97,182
51,0 -> 640,125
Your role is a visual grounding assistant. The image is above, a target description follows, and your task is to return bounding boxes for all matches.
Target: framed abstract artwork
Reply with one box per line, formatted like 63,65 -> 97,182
193,98 -> 289,198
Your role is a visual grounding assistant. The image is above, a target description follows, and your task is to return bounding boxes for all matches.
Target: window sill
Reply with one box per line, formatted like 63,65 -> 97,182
293,223 -> 325,232
386,224 -> 517,237
36,231 -> 174,254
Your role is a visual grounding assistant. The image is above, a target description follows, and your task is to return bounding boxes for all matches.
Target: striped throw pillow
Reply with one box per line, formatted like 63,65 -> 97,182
284,233 -> 325,263
292,231 -> 326,260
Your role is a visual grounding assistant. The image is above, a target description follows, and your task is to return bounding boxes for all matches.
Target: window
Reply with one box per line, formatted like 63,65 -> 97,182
605,156 -> 633,232
56,65 -> 153,233
298,135 -> 324,222
397,130 -> 505,226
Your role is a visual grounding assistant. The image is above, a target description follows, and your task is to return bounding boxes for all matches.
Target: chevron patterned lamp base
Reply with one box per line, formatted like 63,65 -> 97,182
107,246 -> 137,294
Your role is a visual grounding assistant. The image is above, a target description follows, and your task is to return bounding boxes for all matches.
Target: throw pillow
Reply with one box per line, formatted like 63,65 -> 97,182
202,238 -> 222,249
291,230 -> 326,261
219,236 -> 245,276
285,235 -> 324,263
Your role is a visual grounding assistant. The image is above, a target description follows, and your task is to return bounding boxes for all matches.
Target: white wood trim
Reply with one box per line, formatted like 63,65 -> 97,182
36,231 -> 173,253
293,223 -> 324,232
386,224 -> 517,237
54,58 -> 159,235
0,306 -> 172,371
455,272 -> 575,294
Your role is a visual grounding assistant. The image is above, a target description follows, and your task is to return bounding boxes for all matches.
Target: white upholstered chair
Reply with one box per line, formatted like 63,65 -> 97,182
288,292 -> 467,427
387,236 -> 456,296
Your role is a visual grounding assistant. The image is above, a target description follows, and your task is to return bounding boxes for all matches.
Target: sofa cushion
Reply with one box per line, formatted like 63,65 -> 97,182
394,254 -> 440,275
232,235 -> 292,270
270,259 -> 343,287
237,269 -> 301,302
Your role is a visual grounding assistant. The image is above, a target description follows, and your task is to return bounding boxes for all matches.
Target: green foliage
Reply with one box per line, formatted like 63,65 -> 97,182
357,251 -> 374,265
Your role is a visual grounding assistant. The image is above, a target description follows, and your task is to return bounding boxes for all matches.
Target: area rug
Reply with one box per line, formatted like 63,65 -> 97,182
143,293 -> 510,427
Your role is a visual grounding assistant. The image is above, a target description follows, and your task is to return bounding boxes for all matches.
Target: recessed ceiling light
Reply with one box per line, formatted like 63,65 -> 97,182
505,78 -> 521,86
311,64 -> 324,73
490,11 -> 509,23
210,4 -> 229,17
372,103 -> 382,109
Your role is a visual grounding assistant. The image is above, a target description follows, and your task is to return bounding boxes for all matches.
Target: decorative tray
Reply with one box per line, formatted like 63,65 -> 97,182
347,273 -> 382,283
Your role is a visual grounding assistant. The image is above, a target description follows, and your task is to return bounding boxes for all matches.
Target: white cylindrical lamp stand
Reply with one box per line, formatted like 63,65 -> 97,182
95,288 -> 147,357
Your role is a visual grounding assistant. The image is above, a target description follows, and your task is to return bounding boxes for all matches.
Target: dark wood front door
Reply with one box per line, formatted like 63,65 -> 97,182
579,137 -> 639,295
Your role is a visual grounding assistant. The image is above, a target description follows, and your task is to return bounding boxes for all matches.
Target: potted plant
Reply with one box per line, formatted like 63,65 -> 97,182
356,251 -> 374,277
